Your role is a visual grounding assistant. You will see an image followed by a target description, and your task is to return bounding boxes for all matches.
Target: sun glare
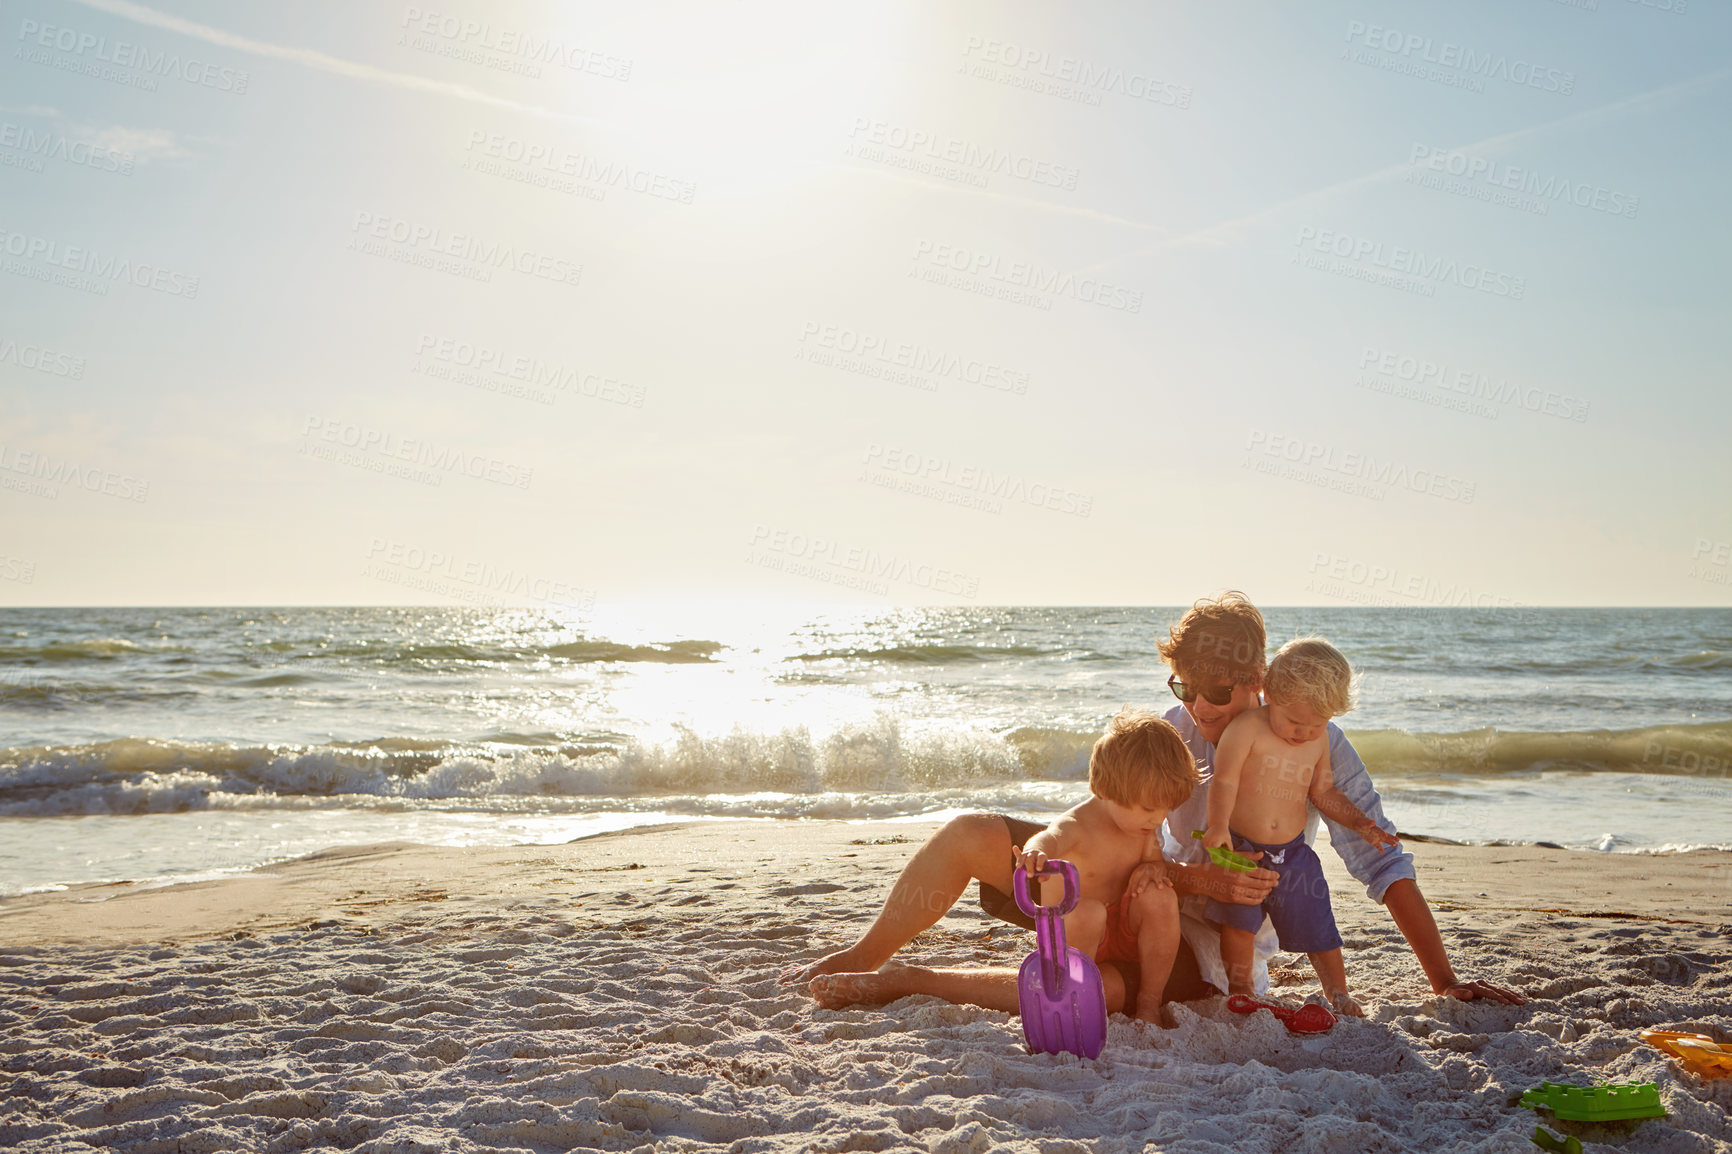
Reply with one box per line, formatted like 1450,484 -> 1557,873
590,6 -> 905,195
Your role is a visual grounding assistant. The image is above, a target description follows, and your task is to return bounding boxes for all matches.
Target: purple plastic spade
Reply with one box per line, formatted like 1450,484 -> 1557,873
1013,860 -> 1107,1059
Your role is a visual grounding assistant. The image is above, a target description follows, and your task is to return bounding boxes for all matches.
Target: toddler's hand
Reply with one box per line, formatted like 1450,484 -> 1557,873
1015,846 -> 1049,876
1359,824 -> 1400,853
1127,861 -> 1171,899
1201,826 -> 1233,852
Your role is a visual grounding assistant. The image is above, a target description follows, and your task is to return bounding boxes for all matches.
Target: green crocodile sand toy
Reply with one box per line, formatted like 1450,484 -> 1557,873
1520,1081 -> 1665,1122
1190,830 -> 1258,873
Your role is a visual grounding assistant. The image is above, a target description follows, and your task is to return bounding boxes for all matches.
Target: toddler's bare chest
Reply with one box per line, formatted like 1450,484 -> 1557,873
1245,738 -> 1319,787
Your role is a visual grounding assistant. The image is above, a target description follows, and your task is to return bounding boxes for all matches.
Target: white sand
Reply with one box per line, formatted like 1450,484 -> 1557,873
1,821 -> 1730,1153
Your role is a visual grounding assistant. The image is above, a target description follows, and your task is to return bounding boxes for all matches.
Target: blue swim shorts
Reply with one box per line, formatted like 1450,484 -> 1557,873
1203,831 -> 1343,954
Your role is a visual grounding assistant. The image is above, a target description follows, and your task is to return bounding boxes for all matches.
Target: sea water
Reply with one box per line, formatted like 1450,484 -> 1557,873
1,605 -> 1728,895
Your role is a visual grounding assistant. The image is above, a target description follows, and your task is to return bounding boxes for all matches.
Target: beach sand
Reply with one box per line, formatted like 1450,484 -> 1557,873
2,821 -> 1729,1153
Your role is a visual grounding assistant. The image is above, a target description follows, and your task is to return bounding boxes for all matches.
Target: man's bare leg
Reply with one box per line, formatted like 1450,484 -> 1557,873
1220,926 -> 1256,997
781,813 -> 1018,983
811,962 -> 1021,1012
1309,948 -> 1363,1016
812,959 -> 1134,1016
1123,885 -> 1181,1023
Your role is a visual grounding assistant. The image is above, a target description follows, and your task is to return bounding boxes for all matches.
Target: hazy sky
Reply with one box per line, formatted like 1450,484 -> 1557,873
2,0 -> 1728,609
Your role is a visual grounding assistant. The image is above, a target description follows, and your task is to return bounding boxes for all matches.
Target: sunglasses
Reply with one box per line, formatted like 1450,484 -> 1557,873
1167,675 -> 1237,707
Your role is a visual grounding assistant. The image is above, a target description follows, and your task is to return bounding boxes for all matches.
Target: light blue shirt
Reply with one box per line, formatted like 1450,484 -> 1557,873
1158,702 -> 1416,994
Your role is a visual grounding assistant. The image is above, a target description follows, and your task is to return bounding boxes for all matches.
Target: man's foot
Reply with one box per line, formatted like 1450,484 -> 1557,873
809,962 -> 919,1009
780,946 -> 875,986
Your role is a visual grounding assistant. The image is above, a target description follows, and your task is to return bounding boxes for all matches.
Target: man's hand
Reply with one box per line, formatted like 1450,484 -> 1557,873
1436,978 -> 1526,1005
1173,855 -> 1278,905
1358,823 -> 1400,854
1126,861 -> 1173,899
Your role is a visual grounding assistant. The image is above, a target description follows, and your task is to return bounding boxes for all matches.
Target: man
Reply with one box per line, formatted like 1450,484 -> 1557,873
1150,591 -> 1521,1004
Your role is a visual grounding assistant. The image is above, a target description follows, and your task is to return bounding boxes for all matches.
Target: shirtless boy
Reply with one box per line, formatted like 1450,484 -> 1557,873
1200,636 -> 1398,1014
802,709 -> 1199,1023
1008,708 -> 1200,1022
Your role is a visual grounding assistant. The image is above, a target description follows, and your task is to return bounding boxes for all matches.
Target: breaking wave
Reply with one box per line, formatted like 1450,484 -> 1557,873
3,719 -> 1728,818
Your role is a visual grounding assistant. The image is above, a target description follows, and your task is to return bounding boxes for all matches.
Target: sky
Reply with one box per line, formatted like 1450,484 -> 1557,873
1,0 -> 1729,609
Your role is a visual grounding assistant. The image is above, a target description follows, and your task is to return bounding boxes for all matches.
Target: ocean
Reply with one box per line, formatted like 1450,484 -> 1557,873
2,605 -> 1729,896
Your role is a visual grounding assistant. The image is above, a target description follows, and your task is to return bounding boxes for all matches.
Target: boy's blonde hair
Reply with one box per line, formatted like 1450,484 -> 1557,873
1157,591 -> 1267,687
1089,707 -> 1198,809
1263,637 -> 1355,718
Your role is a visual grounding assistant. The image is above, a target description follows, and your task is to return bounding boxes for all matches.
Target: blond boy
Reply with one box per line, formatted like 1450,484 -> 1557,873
1200,637 -> 1398,1014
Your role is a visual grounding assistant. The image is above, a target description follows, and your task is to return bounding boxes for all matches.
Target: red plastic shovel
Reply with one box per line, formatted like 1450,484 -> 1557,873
1227,993 -> 1336,1034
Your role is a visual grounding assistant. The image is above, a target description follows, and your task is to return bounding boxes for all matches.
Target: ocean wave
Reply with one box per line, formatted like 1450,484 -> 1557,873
0,682 -> 201,709
3,719 -> 1729,818
544,640 -> 724,663
1453,649 -> 1732,674
228,673 -> 324,688
317,638 -> 726,665
0,638 -> 192,662
1349,720 -> 1732,777
1000,726 -> 1095,779
1669,649 -> 1732,670
0,719 -> 1049,817
791,644 -> 1060,664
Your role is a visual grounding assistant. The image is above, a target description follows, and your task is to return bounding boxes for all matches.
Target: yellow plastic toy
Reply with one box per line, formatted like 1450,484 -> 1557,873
1640,1030 -> 1732,1080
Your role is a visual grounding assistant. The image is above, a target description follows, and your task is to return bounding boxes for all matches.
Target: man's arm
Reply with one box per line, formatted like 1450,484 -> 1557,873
1384,879 -> 1523,1003
1308,744 -> 1398,852
1319,727 -> 1525,1004
1315,726 -> 1413,899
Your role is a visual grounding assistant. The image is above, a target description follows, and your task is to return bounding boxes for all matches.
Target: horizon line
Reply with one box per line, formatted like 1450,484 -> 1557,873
2,603 -> 1728,611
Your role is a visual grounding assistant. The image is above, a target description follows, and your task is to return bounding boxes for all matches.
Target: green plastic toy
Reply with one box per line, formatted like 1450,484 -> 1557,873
1529,1126 -> 1582,1154
1519,1081 -> 1665,1122
1190,830 -> 1258,873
